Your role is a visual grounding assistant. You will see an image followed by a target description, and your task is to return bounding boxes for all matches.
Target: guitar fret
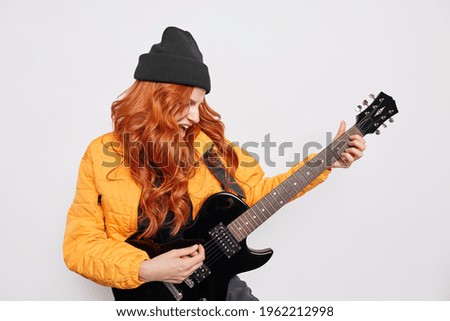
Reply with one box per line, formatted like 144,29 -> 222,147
236,216 -> 252,235
255,201 -> 270,220
287,178 -> 300,196
309,160 -> 325,176
242,211 -> 257,231
305,156 -> 325,174
289,173 -> 307,192
328,147 -> 342,165
229,220 -> 244,240
267,192 -> 283,212
347,127 -> 361,136
342,132 -> 352,151
275,186 -> 290,203
231,207 -> 267,241
328,137 -> 348,165
249,207 -> 265,225
278,183 -> 293,200
298,167 -> 314,183
260,196 -> 277,214
231,218 -> 246,237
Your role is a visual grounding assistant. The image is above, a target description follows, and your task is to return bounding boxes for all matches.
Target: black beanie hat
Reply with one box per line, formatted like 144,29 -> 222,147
134,26 -> 211,94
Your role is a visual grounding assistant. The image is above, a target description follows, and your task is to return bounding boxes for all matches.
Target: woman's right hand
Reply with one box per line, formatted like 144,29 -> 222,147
138,244 -> 205,283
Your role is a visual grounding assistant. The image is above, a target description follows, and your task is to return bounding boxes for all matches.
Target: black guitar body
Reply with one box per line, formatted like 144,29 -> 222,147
113,192 -> 273,301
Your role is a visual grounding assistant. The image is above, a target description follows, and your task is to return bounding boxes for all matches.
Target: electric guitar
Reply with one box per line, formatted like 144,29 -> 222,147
116,92 -> 398,300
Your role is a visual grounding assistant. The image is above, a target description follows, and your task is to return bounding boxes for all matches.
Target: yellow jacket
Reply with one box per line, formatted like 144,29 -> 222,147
63,131 -> 330,289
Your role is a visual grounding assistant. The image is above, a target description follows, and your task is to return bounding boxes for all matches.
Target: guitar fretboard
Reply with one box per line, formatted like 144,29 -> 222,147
227,126 -> 362,242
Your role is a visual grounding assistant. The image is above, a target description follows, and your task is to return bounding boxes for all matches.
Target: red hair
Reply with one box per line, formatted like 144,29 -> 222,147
111,81 -> 238,238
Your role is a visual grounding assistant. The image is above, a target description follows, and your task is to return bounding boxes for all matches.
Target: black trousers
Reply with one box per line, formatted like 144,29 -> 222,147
226,276 -> 258,301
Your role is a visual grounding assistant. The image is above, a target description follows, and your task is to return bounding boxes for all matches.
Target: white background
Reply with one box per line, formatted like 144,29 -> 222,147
0,0 -> 449,300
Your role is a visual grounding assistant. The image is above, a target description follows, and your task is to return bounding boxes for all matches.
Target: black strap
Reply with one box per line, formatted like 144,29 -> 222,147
202,145 -> 245,199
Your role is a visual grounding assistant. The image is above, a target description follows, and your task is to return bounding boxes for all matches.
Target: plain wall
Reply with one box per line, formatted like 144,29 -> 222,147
1,0 -> 449,300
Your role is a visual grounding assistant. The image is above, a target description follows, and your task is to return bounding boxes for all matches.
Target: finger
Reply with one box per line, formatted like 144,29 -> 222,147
332,159 -> 346,169
350,135 -> 366,144
349,136 -> 366,150
190,261 -> 204,274
188,248 -> 200,257
341,153 -> 354,166
173,244 -> 200,257
348,139 -> 366,151
189,243 -> 205,257
345,147 -> 363,159
188,251 -> 205,265
333,121 -> 346,141
197,244 -> 205,259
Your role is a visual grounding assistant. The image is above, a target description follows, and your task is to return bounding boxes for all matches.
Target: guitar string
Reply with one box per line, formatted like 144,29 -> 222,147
195,127 -> 363,270
187,104 -> 387,278
193,128 -> 360,270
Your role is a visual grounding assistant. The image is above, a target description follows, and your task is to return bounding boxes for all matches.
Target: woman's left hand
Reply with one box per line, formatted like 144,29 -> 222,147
331,121 -> 366,168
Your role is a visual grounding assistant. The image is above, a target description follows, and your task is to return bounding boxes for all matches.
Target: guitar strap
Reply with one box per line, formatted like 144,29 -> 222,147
202,144 -> 245,199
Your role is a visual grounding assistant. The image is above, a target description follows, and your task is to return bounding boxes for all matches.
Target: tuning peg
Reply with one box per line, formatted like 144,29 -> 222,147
363,99 -> 369,106
369,93 -> 375,100
389,117 -> 394,123
355,105 -> 363,112
382,123 -> 387,128
375,129 -> 381,135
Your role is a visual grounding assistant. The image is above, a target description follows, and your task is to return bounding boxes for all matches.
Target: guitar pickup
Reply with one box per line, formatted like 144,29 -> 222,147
209,222 -> 241,258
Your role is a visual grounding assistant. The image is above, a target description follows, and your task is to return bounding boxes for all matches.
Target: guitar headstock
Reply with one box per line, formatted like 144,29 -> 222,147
355,92 -> 398,136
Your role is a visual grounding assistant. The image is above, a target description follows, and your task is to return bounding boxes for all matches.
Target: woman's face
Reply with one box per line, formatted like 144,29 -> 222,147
176,87 -> 206,137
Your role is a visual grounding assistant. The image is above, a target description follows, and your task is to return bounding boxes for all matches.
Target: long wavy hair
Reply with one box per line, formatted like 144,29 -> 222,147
111,81 -> 238,238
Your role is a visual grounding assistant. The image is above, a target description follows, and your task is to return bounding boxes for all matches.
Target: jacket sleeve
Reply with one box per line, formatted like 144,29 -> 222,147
233,146 -> 331,207
63,143 -> 149,289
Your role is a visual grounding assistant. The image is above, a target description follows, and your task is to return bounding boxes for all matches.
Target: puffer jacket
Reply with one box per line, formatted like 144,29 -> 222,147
63,131 -> 330,289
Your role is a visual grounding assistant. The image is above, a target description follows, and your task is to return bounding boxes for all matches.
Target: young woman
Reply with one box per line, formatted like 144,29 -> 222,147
63,26 -> 365,300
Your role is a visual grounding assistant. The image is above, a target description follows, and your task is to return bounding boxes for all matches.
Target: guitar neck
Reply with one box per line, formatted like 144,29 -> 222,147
227,125 -> 363,242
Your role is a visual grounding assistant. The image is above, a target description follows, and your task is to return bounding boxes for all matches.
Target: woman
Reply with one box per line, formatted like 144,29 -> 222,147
63,26 -> 365,300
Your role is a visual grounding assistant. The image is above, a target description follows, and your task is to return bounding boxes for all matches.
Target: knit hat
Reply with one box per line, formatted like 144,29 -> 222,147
134,26 -> 211,94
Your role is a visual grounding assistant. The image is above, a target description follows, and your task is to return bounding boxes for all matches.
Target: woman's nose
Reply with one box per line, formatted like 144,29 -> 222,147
187,106 -> 200,123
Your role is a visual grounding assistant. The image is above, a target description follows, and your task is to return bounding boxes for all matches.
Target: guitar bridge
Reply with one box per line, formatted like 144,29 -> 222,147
190,264 -> 211,284
184,277 -> 195,288
209,222 -> 241,258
